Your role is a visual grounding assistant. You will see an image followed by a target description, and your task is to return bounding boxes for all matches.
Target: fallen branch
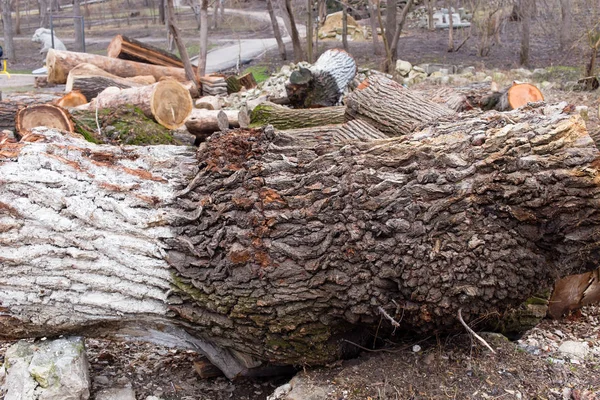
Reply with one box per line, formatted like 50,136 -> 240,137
458,308 -> 496,354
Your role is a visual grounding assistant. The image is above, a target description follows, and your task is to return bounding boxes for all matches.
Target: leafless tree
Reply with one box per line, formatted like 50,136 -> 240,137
1,0 -> 15,61
73,0 -> 83,52
369,0 -> 380,54
519,0 -> 532,66
342,0 -> 348,51
447,0 -> 454,51
307,0 -> 314,61
559,0 -> 571,51
426,0 -> 434,31
282,0 -> 304,62
386,0 -> 413,72
197,0 -> 209,77
266,0 -> 286,60
166,0 -> 198,90
385,0 -> 397,46
13,0 -> 20,34
39,0 -> 49,27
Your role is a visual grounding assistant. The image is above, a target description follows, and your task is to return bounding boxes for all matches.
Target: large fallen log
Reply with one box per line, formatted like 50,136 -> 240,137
0,101 -> 24,132
89,80 -> 193,130
66,63 -> 156,101
1,105 -> 599,378
46,49 -> 189,84
185,109 -> 229,136
250,102 -> 346,129
107,34 -> 184,68
345,74 -> 455,137
286,48 -> 357,108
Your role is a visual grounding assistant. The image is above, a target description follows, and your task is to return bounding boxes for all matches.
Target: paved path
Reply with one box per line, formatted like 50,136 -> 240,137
202,9 -> 306,73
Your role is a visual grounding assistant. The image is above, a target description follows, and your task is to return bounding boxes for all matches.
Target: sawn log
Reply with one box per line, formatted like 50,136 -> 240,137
46,49 -> 189,84
250,102 -> 346,129
107,34 -> 185,68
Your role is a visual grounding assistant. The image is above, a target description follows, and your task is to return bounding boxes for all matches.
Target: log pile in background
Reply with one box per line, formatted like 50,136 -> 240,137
200,75 -> 228,96
107,34 -> 185,68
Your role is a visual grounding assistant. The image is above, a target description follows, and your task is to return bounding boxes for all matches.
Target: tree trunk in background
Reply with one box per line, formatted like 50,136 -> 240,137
266,0 -> 286,60
49,0 -> 59,12
559,0 -> 571,51
38,0 -> 49,27
158,0 -> 165,24
14,0 -> 21,35
387,0 -> 413,72
369,0 -> 380,55
73,0 -> 83,52
197,0 -> 209,77
384,0 -> 396,46
519,0 -> 531,66
2,108 -> 600,379
2,0 -> 16,61
427,0 -> 434,31
283,0 -> 304,62
342,0 -> 348,51
166,0 -> 198,89
307,0 -> 313,62
447,0 -> 454,51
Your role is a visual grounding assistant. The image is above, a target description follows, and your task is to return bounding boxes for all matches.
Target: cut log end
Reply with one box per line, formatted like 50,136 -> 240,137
507,83 -> 544,109
16,104 -> 74,136
150,80 -> 194,129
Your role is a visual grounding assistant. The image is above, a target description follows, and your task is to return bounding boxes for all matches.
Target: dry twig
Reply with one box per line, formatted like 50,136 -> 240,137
457,308 -> 496,354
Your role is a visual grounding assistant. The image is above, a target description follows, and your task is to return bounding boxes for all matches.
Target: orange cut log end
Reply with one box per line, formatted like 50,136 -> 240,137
507,83 -> 544,109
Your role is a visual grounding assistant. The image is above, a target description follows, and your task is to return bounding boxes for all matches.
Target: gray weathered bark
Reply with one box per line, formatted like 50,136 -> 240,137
73,0 -> 83,52
369,0 -> 380,54
519,0 -> 531,66
2,104 -> 600,379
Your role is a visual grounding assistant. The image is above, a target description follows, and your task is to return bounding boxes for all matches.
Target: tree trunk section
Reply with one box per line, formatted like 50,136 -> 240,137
89,80 -> 193,129
222,109 -> 250,129
1,108 -> 600,378
345,75 -> 454,137
342,0 -> 348,51
266,0 -> 286,60
307,0 -> 314,62
250,102 -> 346,129
286,49 -> 356,108
2,0 -> 16,61
195,95 -> 221,110
15,0 -> 21,35
447,0 -> 454,51
54,90 -> 88,108
66,64 -> 157,101
46,49 -> 189,84
107,34 -> 184,69
15,104 -> 74,135
184,109 -> 229,142
197,0 -> 209,77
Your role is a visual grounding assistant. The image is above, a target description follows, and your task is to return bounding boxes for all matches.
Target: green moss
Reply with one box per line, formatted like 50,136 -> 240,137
242,66 -> 269,84
532,65 -> 583,82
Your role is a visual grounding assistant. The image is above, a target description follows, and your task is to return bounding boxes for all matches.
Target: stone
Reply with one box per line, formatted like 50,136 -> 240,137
1,337 -> 90,400
267,383 -> 292,400
268,375 -> 333,400
395,60 -> 413,77
558,341 -> 589,360
95,387 -> 136,400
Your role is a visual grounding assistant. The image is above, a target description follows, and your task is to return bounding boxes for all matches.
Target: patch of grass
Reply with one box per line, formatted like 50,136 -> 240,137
242,65 -> 269,83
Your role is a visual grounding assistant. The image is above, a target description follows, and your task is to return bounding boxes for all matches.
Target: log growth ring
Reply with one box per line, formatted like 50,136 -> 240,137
150,80 -> 193,129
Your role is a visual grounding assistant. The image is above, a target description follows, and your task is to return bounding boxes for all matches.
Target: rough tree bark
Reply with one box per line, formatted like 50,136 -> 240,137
250,102 -> 346,129
2,106 -> 600,379
266,0 -> 286,61
107,34 -> 184,69
286,49 -> 356,108
345,75 -> 454,137
386,0 -> 413,72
